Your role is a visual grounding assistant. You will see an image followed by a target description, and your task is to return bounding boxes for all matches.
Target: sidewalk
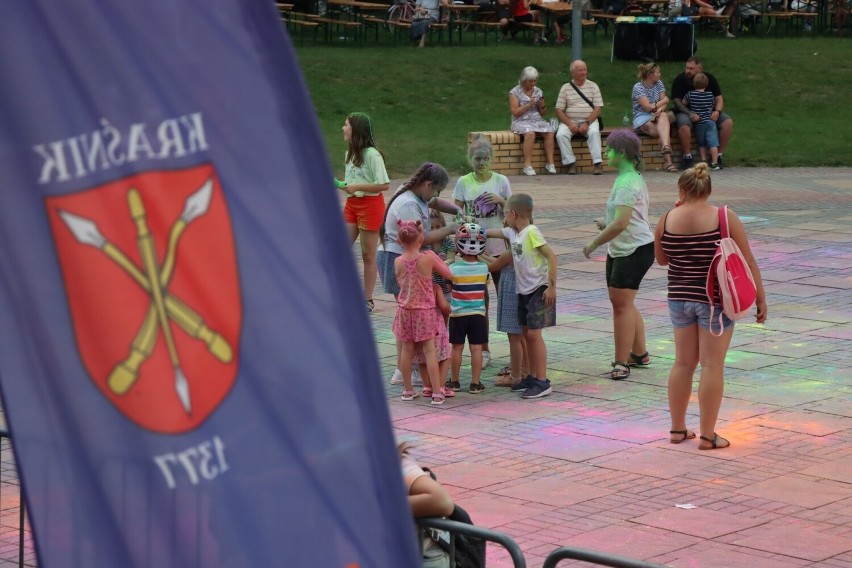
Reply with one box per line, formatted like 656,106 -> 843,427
379,167 -> 852,567
0,167 -> 849,567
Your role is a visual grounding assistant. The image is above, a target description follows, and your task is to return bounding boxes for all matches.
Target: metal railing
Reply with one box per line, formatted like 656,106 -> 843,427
417,517 -> 526,568
0,428 -> 26,567
543,546 -> 671,568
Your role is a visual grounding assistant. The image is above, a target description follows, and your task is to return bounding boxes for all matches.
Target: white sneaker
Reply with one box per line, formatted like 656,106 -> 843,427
545,163 -> 557,174
482,351 -> 492,369
389,368 -> 403,384
412,368 -> 423,386
523,166 -> 536,176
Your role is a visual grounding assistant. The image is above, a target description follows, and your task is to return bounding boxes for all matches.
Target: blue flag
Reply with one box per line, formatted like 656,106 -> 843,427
0,3 -> 418,566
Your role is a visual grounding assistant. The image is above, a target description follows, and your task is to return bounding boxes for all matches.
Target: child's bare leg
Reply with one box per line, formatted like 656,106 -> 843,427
710,147 -> 719,164
469,344 -> 484,384
508,333 -> 525,379
698,147 -> 708,162
400,342 -> 415,390
523,327 -> 547,379
420,338 -> 443,394
418,363 -> 430,389
437,358 -> 450,385
450,343 -> 464,383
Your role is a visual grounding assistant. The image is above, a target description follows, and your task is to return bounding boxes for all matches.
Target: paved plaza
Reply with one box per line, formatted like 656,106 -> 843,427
378,167 -> 852,567
1,167 -> 851,567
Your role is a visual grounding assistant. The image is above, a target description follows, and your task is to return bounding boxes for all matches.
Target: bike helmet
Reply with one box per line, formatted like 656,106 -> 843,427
455,223 -> 487,256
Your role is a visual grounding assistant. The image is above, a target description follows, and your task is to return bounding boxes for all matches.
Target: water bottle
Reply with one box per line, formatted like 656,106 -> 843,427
622,110 -> 631,128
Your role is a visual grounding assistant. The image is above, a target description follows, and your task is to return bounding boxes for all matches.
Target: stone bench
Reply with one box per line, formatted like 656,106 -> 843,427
468,127 -> 689,175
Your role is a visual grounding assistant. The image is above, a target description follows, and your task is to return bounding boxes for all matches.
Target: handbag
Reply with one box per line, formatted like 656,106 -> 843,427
569,81 -> 603,130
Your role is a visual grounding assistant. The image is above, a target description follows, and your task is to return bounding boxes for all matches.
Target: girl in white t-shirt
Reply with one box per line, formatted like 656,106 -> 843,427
583,129 -> 655,380
341,112 -> 389,314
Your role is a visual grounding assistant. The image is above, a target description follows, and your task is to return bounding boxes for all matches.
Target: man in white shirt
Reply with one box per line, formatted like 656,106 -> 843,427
554,60 -> 605,175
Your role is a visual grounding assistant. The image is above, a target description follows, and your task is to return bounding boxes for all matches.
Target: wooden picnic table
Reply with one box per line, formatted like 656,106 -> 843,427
446,3 -> 479,43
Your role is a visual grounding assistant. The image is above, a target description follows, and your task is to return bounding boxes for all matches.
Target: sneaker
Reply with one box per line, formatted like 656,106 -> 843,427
717,155 -> 724,168
510,375 -> 535,393
495,374 -> 521,387
401,389 -> 419,401
445,380 -> 462,391
389,368 -> 403,385
593,163 -> 603,175
545,163 -> 557,174
440,386 -> 456,398
412,368 -> 423,386
469,382 -> 485,394
725,30 -> 736,38
681,154 -> 694,170
523,166 -> 536,176
521,378 -> 553,399
556,35 -> 566,43
710,162 -> 721,171
482,351 -> 492,369
565,162 -> 577,175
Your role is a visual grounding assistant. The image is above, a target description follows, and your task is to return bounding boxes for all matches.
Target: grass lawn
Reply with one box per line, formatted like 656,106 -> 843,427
294,35 -> 851,176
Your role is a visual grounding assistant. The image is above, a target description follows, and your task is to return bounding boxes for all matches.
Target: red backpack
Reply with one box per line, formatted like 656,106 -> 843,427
706,206 -> 757,336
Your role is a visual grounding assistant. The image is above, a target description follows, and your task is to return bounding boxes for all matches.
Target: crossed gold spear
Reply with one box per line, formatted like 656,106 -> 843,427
58,180 -> 232,414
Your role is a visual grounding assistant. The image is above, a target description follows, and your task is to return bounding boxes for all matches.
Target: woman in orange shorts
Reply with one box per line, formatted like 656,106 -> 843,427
341,112 -> 389,312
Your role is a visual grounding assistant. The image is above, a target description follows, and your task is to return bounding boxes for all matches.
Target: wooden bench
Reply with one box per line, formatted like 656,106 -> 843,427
765,10 -> 818,34
468,128 -> 690,175
471,20 -> 503,45
697,13 -> 732,35
304,14 -> 363,41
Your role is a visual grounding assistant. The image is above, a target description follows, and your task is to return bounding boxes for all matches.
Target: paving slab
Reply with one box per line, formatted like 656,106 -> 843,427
730,522 -> 852,562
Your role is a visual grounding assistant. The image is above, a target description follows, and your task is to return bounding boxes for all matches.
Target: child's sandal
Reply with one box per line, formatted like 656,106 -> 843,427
401,389 -> 419,401
422,387 -> 432,398
628,352 -> 651,367
610,362 -> 630,380
430,394 -> 445,406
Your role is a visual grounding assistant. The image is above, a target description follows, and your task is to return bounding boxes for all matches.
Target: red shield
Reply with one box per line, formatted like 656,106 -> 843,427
45,164 -> 241,434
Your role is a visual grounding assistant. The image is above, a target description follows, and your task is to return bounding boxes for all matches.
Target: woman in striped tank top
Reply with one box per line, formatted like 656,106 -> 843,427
654,163 -> 767,450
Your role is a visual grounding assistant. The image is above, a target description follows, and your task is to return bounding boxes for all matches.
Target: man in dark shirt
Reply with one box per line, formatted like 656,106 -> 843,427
670,56 -> 734,169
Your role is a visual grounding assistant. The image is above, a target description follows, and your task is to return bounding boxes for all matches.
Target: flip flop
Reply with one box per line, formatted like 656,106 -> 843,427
699,433 -> 730,450
669,429 -> 696,444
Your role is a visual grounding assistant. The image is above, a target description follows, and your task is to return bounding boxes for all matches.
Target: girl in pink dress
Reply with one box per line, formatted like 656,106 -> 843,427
393,220 -> 455,405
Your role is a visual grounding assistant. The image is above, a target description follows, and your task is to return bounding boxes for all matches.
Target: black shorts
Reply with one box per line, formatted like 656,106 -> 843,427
449,314 -> 489,345
605,242 -> 655,290
517,285 -> 556,330
513,13 -> 534,23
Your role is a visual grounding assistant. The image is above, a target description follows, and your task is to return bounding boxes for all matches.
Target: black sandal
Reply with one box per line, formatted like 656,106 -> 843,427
699,433 -> 730,450
628,352 -> 651,367
669,429 -> 696,444
610,362 -> 630,380
366,299 -> 375,313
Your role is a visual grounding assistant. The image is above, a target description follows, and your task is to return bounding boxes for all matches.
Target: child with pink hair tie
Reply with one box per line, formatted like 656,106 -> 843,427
393,220 -> 457,405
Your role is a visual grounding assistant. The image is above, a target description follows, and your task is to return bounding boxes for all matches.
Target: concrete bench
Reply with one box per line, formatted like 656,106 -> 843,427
468,127 -> 690,175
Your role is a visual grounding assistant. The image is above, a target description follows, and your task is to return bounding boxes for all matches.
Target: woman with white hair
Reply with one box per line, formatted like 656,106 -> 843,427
509,66 -> 556,177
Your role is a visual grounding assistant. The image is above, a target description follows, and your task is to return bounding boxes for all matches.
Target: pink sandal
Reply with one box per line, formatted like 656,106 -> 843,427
431,394 -> 445,406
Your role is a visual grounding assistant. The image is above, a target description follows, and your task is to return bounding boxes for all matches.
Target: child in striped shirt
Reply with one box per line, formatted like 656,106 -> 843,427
683,73 -> 721,171
446,223 -> 490,394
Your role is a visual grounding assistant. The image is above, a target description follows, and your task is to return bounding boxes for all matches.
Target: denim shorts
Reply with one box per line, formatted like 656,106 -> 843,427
668,300 -> 733,332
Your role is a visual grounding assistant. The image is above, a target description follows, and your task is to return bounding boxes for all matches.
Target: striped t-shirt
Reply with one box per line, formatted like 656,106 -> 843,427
660,226 -> 721,303
449,260 -> 490,317
683,89 -> 715,123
